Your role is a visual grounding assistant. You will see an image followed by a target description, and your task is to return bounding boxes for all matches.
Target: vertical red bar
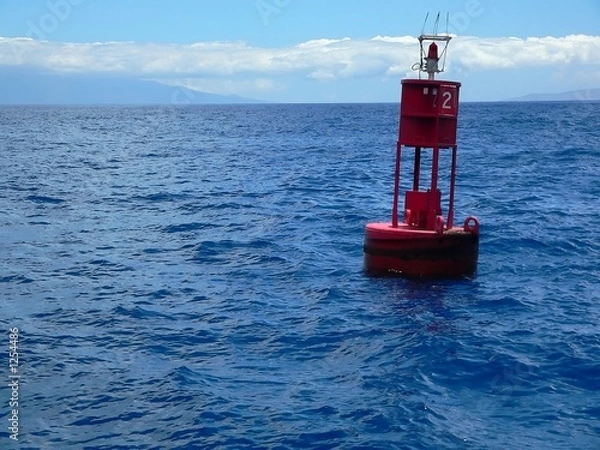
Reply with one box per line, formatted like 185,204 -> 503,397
447,145 -> 457,228
428,146 -> 440,229
391,141 -> 402,227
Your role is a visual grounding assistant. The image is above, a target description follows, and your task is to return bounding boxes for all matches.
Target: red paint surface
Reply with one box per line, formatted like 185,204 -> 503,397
364,223 -> 479,277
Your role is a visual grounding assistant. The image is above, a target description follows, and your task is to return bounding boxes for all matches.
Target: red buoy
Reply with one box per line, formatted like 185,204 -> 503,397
364,33 -> 479,277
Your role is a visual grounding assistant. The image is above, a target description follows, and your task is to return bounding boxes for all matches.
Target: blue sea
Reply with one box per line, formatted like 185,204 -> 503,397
1,101 -> 599,449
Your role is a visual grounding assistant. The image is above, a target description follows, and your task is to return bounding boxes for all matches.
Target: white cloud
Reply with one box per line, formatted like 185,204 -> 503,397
453,35 -> 600,70
1,34 -> 599,96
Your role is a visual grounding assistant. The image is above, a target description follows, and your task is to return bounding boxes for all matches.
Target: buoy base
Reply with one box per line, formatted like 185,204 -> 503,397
364,222 -> 479,277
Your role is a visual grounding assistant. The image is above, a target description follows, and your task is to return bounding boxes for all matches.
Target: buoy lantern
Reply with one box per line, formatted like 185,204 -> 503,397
364,33 -> 479,277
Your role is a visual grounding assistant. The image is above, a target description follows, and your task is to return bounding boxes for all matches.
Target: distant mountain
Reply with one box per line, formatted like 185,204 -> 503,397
0,67 -> 262,105
509,88 -> 600,102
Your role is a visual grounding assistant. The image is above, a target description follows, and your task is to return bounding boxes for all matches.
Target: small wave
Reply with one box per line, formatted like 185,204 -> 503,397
26,195 -> 66,204
162,222 -> 217,233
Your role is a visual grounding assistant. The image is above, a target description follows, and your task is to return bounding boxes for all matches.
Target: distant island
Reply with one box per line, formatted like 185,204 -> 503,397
509,88 -> 600,102
0,68 -> 263,105
2,66 -> 599,105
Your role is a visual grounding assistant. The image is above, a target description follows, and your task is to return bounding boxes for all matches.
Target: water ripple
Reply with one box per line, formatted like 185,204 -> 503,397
1,103 -> 599,449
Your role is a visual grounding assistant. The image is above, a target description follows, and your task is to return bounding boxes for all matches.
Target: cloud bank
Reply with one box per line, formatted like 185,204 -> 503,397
1,34 -> 599,97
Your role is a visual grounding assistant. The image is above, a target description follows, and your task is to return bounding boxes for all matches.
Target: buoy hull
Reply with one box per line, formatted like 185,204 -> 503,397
364,222 -> 479,277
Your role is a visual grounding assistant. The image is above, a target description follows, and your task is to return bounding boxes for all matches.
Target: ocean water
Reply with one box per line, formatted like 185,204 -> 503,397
1,101 -> 599,449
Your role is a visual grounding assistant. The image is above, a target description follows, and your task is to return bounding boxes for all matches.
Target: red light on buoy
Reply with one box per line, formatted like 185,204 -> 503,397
425,42 -> 440,80
363,33 -> 479,278
427,42 -> 438,59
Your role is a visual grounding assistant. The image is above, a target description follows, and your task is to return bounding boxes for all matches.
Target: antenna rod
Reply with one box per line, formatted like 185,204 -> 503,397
421,12 -> 429,35
433,12 -> 440,35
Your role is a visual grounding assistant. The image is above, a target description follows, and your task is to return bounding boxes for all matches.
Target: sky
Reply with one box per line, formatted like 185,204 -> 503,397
0,0 -> 599,102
